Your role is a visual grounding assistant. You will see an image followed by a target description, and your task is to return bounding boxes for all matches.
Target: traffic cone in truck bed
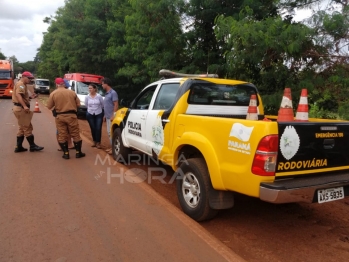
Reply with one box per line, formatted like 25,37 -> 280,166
277,87 -> 294,122
295,89 -> 309,122
246,94 -> 258,120
33,100 -> 41,113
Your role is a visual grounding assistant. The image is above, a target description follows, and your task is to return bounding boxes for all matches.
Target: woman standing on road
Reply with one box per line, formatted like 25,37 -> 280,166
85,84 -> 104,148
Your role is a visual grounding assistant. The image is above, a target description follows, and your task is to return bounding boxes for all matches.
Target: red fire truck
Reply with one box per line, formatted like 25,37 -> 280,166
64,73 -> 105,116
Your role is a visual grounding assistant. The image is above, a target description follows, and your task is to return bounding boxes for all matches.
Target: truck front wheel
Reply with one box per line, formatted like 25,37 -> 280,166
176,158 -> 218,221
112,128 -> 131,163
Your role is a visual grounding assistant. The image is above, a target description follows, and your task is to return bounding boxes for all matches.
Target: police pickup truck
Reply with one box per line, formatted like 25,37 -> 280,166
110,70 -> 349,221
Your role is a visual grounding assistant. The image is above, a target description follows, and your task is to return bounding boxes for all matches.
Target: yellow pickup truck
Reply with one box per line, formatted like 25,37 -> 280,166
111,70 -> 349,221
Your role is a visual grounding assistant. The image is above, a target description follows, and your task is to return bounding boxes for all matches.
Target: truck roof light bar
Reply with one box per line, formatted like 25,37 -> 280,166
159,69 -> 219,79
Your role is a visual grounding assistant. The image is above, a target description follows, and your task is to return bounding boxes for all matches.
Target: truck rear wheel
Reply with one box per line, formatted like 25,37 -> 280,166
176,158 -> 218,221
112,128 -> 131,163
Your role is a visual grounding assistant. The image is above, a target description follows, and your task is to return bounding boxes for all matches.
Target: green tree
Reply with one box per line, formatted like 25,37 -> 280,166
36,18 -> 65,80
214,0 -> 349,116
182,0 -> 278,76
104,0 -> 133,98
283,0 -> 349,118
35,0 -> 349,119
113,0 -> 186,99
7,55 -> 24,75
37,0 -> 116,80
18,61 -> 37,74
0,49 -> 5,60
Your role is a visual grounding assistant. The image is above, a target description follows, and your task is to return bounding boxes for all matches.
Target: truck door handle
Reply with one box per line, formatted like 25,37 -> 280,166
162,119 -> 170,123
323,139 -> 335,149
140,116 -> 146,120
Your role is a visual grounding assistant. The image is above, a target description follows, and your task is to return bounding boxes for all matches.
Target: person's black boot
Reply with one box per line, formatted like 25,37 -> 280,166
14,136 -> 28,153
74,140 -> 86,158
59,142 -> 70,159
26,135 -> 44,152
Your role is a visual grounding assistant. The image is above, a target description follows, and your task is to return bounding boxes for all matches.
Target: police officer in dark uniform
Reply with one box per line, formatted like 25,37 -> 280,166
46,78 -> 85,159
12,71 -> 44,153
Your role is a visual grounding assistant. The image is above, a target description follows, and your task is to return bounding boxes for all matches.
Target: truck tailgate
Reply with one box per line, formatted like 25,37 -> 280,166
276,122 -> 349,177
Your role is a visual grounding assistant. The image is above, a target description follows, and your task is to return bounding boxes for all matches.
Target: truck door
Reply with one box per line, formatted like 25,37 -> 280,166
123,85 -> 157,153
69,81 -> 76,93
144,82 -> 180,156
276,122 -> 349,177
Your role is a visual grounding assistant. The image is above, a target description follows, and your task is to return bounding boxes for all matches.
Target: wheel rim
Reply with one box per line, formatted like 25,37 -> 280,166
113,135 -> 121,155
182,172 -> 201,208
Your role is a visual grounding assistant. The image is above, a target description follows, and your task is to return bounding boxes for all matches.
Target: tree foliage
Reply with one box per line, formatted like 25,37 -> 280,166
33,0 -> 349,118
182,0 -> 278,76
0,49 -> 6,60
214,0 -> 349,115
111,0 -> 186,99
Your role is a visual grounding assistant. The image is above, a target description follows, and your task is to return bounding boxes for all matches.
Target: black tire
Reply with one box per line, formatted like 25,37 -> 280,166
112,128 -> 131,163
176,158 -> 218,221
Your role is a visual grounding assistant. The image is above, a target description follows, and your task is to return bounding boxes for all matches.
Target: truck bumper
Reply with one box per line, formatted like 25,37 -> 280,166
260,172 -> 349,203
35,88 -> 50,94
0,89 -> 13,98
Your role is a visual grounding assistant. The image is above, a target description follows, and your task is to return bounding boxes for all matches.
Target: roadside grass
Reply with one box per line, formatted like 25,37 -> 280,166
38,95 -> 49,107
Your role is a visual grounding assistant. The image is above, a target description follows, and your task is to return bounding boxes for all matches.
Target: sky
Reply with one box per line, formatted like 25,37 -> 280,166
0,0 -> 65,62
0,0 -> 312,63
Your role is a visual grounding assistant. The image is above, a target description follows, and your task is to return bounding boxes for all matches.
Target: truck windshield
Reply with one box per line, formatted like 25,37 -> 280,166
188,82 -> 258,106
76,81 -> 105,96
0,71 -> 11,80
36,80 -> 49,86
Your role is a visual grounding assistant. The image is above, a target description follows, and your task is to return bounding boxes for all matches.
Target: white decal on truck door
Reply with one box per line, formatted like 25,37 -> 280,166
229,123 -> 254,142
151,116 -> 164,155
228,123 -> 254,154
128,121 -> 142,137
124,110 -> 148,153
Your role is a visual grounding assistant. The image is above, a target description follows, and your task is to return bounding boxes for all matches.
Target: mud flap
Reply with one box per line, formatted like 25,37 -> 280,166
209,188 -> 234,210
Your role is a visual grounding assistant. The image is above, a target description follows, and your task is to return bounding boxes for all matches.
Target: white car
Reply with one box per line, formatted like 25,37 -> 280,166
34,78 -> 50,94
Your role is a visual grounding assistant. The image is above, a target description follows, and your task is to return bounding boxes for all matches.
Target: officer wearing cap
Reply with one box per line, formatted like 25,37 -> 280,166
12,71 -> 44,153
47,78 -> 85,159
54,78 -> 74,150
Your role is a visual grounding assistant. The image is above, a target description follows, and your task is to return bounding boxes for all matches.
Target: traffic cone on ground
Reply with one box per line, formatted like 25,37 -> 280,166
246,94 -> 258,120
277,87 -> 294,122
33,100 -> 41,113
295,89 -> 309,122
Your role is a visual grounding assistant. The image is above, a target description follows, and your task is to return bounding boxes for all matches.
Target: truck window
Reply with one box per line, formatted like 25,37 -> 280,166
71,81 -> 75,92
75,81 -> 105,96
188,82 -> 258,106
153,83 -> 179,110
0,71 -> 11,79
133,86 -> 156,110
35,80 -> 49,86
76,81 -> 89,95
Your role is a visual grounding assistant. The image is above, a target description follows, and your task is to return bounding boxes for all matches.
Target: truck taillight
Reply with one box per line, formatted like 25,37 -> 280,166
252,135 -> 278,176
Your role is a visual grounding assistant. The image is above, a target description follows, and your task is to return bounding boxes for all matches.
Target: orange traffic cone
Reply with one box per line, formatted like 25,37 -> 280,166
277,87 -> 294,122
295,89 -> 308,121
246,94 -> 258,120
33,100 -> 41,113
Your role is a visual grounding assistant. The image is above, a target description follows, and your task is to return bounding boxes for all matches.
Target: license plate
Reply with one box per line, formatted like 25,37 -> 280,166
318,187 -> 344,203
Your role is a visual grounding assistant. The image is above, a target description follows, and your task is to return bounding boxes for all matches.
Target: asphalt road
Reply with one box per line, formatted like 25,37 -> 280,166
0,98 -> 243,262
